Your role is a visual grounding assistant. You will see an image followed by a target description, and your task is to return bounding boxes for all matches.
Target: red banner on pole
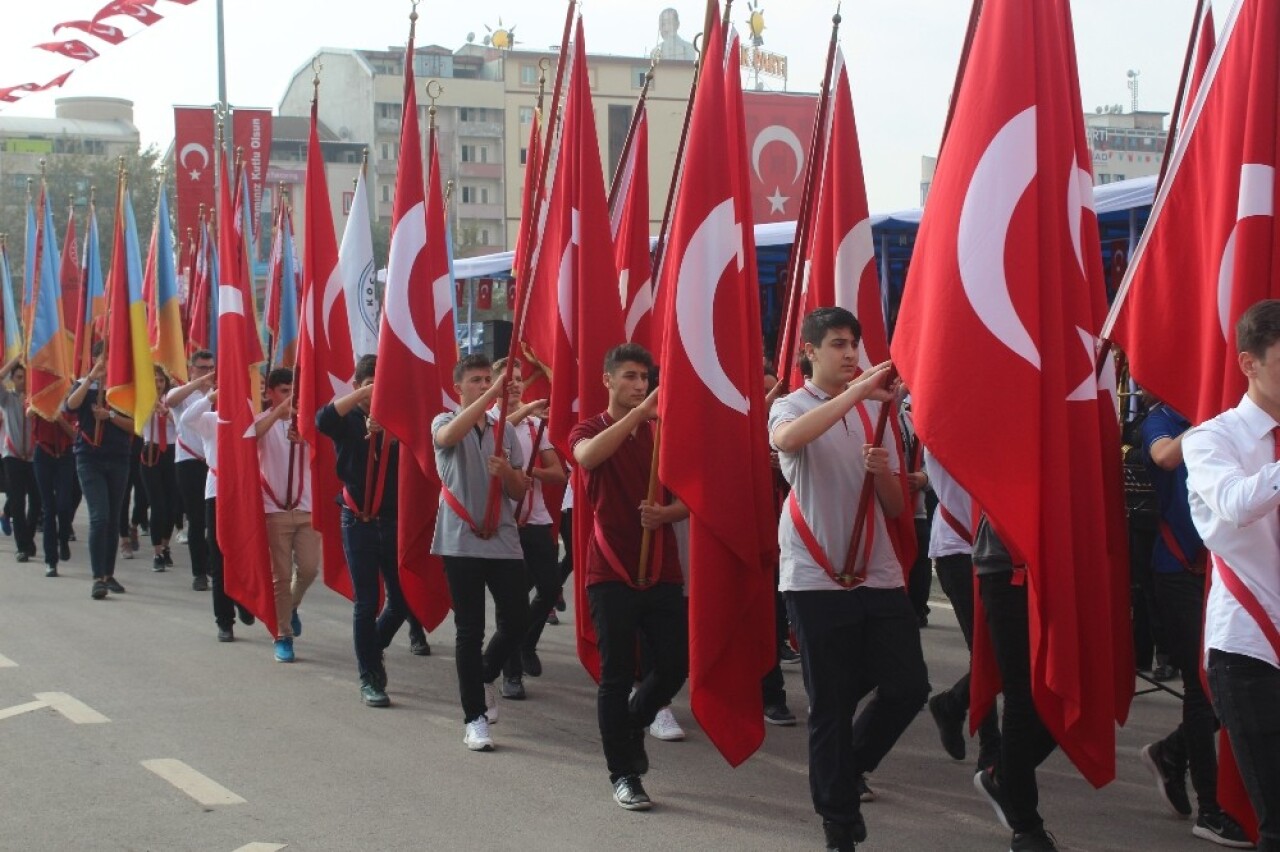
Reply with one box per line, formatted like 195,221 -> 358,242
173,106 -> 215,263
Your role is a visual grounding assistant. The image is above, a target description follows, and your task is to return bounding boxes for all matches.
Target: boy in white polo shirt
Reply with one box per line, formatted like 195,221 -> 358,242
1184,298 -> 1280,851
769,307 -> 928,852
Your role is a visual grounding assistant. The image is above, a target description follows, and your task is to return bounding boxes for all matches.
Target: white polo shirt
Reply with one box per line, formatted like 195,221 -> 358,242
770,381 -> 901,592
1184,393 -> 1280,668
499,410 -> 555,526
166,387 -> 207,462
255,413 -> 312,514
923,448 -> 972,559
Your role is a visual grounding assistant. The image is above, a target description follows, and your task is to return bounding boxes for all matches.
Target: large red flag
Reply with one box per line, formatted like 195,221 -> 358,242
521,20 -> 627,679
215,153 -> 276,637
369,17 -> 452,630
610,103 -> 653,350
653,21 -> 776,767
297,92 -> 356,602
890,0 -> 1131,787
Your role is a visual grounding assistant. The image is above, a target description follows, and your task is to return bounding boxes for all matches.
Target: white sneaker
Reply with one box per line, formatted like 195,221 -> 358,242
175,530 -> 188,544
484,681 -> 499,724
464,717 -> 494,751
649,707 -> 685,741
119,546 -> 134,560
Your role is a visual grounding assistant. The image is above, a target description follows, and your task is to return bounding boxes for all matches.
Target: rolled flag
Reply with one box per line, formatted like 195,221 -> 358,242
27,184 -> 73,419
73,201 -> 106,378
338,167 -> 379,357
272,208 -> 300,368
148,185 -> 187,382
104,186 -> 157,431
0,240 -> 22,364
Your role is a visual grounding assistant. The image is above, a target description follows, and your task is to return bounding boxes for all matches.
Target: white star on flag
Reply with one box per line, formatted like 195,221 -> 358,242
766,186 -> 789,213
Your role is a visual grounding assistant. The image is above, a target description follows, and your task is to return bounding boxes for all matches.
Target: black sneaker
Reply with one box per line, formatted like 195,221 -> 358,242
1192,810 -> 1253,848
152,554 -> 167,572
823,818 -> 867,851
91,579 -> 108,599
1140,741 -> 1192,817
15,551 -> 28,563
521,647 -> 542,677
408,633 -> 431,656
974,767 -> 1011,830
764,703 -> 797,726
370,665 -> 388,693
105,577 -> 126,594
555,591 -> 566,612
612,775 -> 652,811
359,677 -> 390,708
217,626 -> 234,642
162,547 -> 174,566
1010,828 -> 1059,851
928,693 -> 967,761
192,574 -> 210,591
500,677 -> 526,700
1153,662 -> 1180,682
779,642 -> 801,665
59,541 -> 70,561
856,774 -> 876,803
237,606 -> 255,626
44,565 -> 57,578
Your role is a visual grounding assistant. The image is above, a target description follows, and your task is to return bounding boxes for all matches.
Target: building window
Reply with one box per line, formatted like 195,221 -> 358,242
519,147 -> 528,165
382,184 -> 390,202
479,146 -> 488,163
462,186 -> 474,203
460,107 -> 487,123
479,229 -> 490,246
381,143 -> 389,160
520,65 -> 539,86
376,102 -> 402,120
461,145 -> 475,162
519,106 -> 534,125
632,68 -> 649,89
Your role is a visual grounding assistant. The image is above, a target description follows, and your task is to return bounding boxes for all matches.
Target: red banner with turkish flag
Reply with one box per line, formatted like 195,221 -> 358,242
173,107 -> 215,264
742,90 -> 818,224
610,103 -> 654,350
215,154 -> 276,637
1104,0 -> 1277,838
890,0 -> 1131,788
654,21 -> 777,768
297,93 -> 356,602
232,108 -> 272,259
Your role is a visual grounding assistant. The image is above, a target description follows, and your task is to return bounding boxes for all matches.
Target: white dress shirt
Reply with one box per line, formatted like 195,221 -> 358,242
497,410 -> 555,526
181,395 -> 218,500
166,387 -> 207,462
923,448 -> 972,559
1184,393 -> 1280,667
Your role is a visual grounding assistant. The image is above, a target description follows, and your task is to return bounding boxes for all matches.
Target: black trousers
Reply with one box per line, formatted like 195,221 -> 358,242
32,447 -> 74,567
787,586 -> 929,826
934,553 -> 1001,767
119,451 -> 148,538
3,457 -> 40,556
207,499 -> 234,629
907,516 -> 933,620
1153,570 -> 1220,813
980,571 -> 1058,833
1208,650 -> 1280,851
443,556 -> 529,723
588,581 -> 688,782
341,508 -> 409,680
504,524 -> 562,678
176,459 -> 209,578
139,446 -> 178,548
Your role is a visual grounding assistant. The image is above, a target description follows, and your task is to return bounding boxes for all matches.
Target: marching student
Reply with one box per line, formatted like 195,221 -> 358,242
570,343 -> 689,812
490,358 -> 566,699
65,344 -> 135,599
0,358 -> 40,563
317,354 -> 415,708
1184,299 -> 1280,852
432,353 -> 529,752
139,367 -> 179,574
769,307 -> 927,852
165,349 -> 216,591
31,377 -> 77,577
255,368 -> 319,664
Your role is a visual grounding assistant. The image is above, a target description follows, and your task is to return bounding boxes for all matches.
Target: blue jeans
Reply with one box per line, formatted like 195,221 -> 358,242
76,453 -> 129,579
1208,649 -> 1280,851
340,508 -> 409,680
33,448 -> 74,567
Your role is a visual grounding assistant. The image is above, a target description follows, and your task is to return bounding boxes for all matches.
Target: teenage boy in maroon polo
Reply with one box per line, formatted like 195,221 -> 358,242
570,343 -> 688,812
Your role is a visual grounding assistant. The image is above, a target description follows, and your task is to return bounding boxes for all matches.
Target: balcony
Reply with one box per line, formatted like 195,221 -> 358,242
375,117 -> 401,134
457,162 -> 502,179
455,203 -> 504,221
457,120 -> 503,139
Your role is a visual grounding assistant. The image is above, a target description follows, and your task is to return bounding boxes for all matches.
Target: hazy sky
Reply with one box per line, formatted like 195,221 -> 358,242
0,0 -> 1197,211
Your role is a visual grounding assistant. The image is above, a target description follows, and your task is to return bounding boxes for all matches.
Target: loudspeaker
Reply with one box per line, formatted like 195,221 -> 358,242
483,320 -> 513,360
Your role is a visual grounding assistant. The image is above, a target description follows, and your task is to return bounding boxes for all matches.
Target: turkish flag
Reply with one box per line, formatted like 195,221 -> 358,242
654,22 -> 777,768
396,123 -> 454,633
520,19 -> 626,678
215,153 -> 276,637
1106,0 -> 1276,427
35,40 -> 99,63
297,94 -> 356,602
610,103 -> 654,350
475,278 -> 493,310
173,107 -> 216,274
890,0 -> 1131,788
93,1 -> 163,26
53,20 -> 127,45
1172,1 -> 1217,135
741,90 -> 819,224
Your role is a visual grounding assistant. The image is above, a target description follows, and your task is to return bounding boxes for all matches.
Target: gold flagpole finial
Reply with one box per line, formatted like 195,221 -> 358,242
444,179 -> 454,206
425,80 -> 443,128
235,146 -> 244,169
360,148 -> 369,178
89,185 -> 96,207
312,56 -> 322,90
39,159 -> 47,180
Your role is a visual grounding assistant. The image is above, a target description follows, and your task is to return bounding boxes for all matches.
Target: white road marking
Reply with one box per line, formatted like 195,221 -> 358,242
0,700 -> 47,721
232,844 -> 287,852
142,759 -> 247,806
0,652 -> 17,667
34,692 -> 110,724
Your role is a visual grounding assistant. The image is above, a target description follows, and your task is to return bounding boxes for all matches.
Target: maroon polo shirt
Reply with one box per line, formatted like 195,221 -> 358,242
569,412 -> 682,588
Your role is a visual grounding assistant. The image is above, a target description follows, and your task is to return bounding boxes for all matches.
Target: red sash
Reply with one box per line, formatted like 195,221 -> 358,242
1212,553 -> 1280,660
940,505 -> 974,545
177,438 -> 205,461
441,484 -> 485,537
1159,520 -> 1207,575
593,519 -> 664,590
343,431 -> 391,522
517,420 -> 539,527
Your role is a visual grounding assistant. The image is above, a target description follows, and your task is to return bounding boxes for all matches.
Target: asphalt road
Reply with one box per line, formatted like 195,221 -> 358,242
0,519 -> 1211,851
